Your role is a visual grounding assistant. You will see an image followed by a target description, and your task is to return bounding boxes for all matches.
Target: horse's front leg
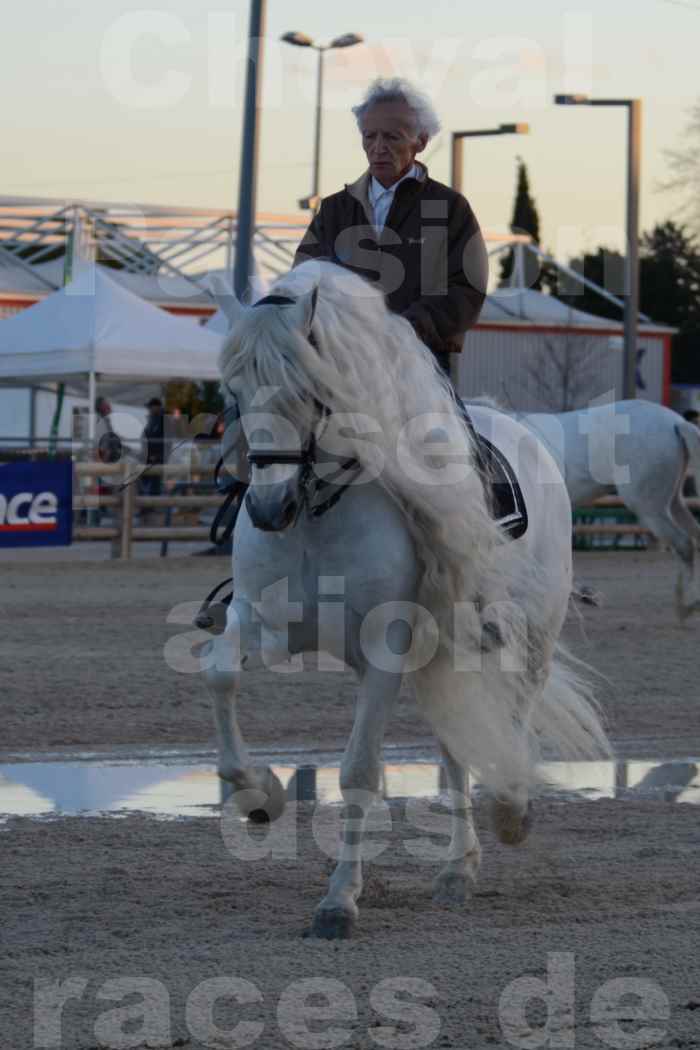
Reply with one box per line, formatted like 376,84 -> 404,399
309,665 -> 403,940
432,742 -> 481,906
201,597 -> 288,822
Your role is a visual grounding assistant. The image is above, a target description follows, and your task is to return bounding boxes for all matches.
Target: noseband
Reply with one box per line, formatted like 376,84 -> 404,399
247,412 -> 360,521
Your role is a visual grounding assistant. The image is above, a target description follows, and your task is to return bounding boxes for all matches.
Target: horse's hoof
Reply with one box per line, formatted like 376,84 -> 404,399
481,620 -> 505,651
432,872 -> 471,907
491,798 -> 534,846
227,767 -> 286,823
194,602 -> 229,634
248,809 -> 270,824
306,908 -> 355,940
677,600 -> 700,623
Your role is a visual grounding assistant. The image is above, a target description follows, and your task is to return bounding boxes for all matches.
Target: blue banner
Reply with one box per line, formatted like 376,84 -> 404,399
0,461 -> 73,548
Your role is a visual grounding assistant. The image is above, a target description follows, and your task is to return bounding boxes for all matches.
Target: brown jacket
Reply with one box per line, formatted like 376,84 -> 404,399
293,162 -> 488,364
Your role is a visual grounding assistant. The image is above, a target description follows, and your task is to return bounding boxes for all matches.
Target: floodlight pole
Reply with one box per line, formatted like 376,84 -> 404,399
281,31 -> 364,210
450,124 -> 529,195
311,47 -> 325,204
554,95 -> 642,400
233,0 -> 267,301
624,100 -> 642,403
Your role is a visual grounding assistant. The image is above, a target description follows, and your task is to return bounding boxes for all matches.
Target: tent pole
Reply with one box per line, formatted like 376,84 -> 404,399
29,386 -> 37,449
88,371 -> 97,451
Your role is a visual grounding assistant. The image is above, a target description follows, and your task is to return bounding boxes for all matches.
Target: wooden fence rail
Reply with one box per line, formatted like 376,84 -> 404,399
73,462 -> 221,558
69,462 -> 700,560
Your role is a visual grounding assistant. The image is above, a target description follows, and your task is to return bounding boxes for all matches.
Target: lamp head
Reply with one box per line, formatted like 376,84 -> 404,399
281,31 -> 314,47
554,94 -> 590,105
499,122 -> 530,134
329,32 -> 364,49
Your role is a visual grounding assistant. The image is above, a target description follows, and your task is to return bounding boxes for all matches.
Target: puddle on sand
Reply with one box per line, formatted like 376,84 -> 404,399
0,753 -> 698,820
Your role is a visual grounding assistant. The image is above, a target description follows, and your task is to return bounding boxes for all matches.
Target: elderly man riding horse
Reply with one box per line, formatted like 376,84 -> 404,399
202,80 -> 496,572
202,80 -> 493,572
294,77 -> 489,377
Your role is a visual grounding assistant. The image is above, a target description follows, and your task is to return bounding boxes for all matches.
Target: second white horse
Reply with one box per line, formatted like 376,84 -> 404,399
519,400 -> 700,620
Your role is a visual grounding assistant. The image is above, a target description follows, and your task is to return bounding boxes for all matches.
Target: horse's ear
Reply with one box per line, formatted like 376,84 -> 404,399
209,274 -> 246,330
291,285 -> 319,337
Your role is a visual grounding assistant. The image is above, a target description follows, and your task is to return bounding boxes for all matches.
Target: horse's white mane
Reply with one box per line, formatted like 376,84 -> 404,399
220,261 -> 505,637
219,262 -> 611,793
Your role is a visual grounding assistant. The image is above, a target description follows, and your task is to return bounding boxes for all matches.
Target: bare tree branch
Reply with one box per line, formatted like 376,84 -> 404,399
520,332 -> 605,411
659,99 -> 700,233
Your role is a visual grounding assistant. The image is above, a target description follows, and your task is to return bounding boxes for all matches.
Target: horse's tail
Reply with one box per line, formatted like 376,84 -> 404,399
531,643 -> 612,766
677,420 -> 700,504
413,637 -> 611,801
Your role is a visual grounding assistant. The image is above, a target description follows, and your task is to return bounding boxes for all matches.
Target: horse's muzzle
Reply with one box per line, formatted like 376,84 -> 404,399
245,490 -> 299,532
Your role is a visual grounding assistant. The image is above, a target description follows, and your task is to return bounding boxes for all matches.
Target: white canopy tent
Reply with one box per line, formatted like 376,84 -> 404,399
204,309 -> 230,335
0,266 -> 222,440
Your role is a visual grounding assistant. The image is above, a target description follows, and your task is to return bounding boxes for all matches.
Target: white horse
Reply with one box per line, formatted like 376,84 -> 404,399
202,261 -> 610,939
518,401 -> 700,620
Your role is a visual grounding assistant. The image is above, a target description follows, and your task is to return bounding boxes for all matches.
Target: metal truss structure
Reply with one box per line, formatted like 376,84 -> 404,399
0,196 -> 311,301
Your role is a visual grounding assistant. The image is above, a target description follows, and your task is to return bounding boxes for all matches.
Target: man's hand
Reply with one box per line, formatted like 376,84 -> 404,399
401,304 -> 440,353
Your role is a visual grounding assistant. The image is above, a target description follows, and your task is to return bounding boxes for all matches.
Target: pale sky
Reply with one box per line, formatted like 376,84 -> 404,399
2,0 -> 698,259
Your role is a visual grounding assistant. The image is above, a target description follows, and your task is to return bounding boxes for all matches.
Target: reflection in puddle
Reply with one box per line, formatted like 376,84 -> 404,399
0,755 -> 698,819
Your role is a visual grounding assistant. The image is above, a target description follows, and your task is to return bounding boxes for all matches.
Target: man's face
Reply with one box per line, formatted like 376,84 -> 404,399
359,101 -> 428,188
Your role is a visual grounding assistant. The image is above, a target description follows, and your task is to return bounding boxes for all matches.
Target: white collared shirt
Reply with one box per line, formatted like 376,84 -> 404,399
368,164 -> 419,233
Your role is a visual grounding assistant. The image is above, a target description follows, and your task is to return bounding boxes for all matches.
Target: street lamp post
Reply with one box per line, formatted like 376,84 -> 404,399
554,94 -> 642,401
450,123 -> 530,195
281,31 -> 364,209
233,0 -> 267,301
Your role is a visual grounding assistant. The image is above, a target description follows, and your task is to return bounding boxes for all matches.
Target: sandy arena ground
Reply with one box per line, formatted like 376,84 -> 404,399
1,548 -> 699,1048
2,801 -> 700,1048
0,547 -> 698,757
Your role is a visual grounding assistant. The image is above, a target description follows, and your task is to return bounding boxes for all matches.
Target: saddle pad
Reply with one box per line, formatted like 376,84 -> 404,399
476,435 -> 528,540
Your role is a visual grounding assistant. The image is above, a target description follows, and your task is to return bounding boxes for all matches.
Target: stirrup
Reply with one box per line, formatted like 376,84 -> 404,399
194,577 -> 234,634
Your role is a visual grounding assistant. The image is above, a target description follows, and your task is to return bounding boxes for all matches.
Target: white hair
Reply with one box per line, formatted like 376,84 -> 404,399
351,77 -> 441,141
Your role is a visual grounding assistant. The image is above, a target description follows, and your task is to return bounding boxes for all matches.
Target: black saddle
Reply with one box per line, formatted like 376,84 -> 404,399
455,400 -> 528,541
476,434 -> 528,540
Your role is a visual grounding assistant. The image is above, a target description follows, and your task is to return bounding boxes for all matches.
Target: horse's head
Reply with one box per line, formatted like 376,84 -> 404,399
217,284 -> 323,533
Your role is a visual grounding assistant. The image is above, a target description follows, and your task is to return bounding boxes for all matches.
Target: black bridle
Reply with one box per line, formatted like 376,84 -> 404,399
209,292 -> 361,544
246,412 -> 362,521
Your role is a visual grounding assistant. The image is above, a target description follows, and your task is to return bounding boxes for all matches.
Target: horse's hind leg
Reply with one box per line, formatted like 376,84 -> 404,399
201,600 -> 286,822
632,505 -> 700,621
432,742 -> 481,906
309,665 -> 402,940
489,633 -> 554,846
669,496 -> 700,620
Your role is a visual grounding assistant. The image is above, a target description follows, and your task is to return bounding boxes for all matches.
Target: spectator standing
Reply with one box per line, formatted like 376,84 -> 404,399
94,397 -> 123,524
141,397 -> 165,498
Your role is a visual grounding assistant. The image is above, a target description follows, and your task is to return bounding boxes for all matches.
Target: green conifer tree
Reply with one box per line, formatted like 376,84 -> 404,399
499,157 -> 542,289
